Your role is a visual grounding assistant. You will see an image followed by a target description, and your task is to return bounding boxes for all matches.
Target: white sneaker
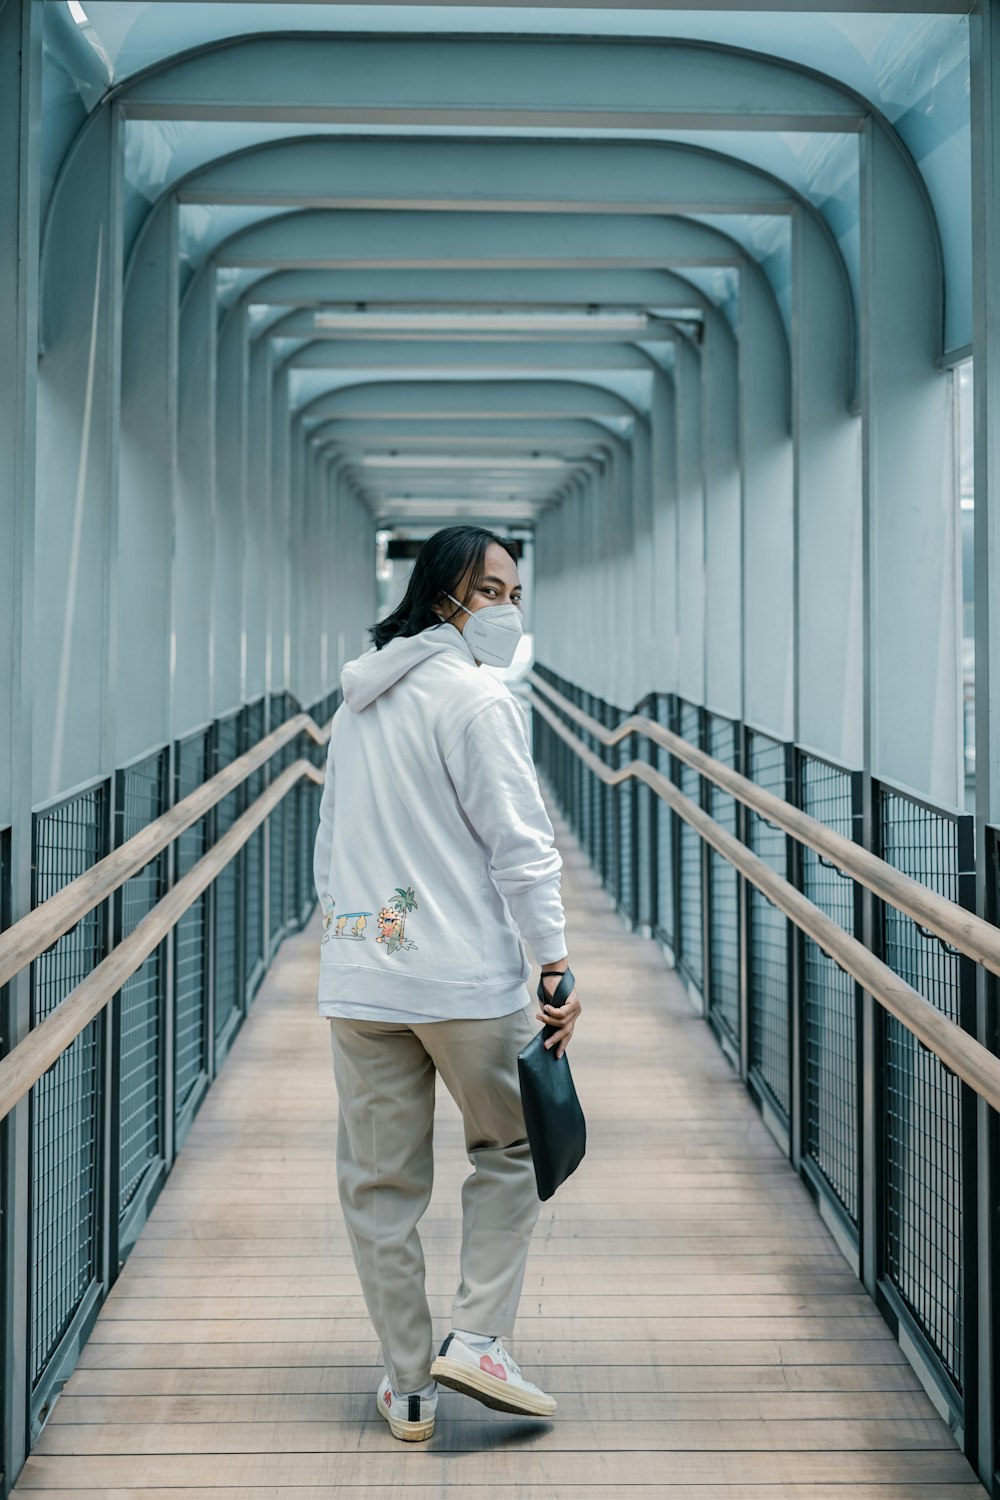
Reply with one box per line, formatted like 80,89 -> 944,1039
376,1375 -> 437,1441
430,1332 -> 557,1417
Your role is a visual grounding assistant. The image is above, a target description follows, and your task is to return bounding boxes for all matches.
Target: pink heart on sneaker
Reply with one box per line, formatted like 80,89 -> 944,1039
480,1354 -> 507,1382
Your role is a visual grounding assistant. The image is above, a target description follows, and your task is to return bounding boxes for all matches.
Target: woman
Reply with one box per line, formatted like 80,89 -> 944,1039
313,525 -> 582,1442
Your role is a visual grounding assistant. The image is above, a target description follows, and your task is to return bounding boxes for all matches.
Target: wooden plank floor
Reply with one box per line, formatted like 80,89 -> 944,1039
14,795 -> 987,1497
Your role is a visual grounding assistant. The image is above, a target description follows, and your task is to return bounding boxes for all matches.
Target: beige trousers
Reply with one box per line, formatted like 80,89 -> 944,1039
328,1004 -> 541,1393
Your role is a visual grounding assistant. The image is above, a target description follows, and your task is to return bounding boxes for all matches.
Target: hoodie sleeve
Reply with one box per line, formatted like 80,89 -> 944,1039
445,695 -> 567,965
313,731 -> 335,910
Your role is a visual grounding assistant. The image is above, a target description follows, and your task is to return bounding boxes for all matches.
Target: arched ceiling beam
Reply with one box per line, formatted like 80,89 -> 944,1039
314,441 -> 618,519
118,37 -> 864,130
213,207 -> 744,270
368,501 -> 545,526
314,414 -> 626,517
240,269 -> 723,388
310,418 -> 619,451
229,263 -> 747,390
348,470 -> 579,492
347,471 -> 590,496
178,137 -> 797,215
172,136 -> 849,336
287,339 -> 662,372
242,267 -> 724,310
211,214 -> 784,383
214,208 -> 784,411
52,32 -> 933,350
337,473 -> 602,508
302,379 -> 639,422
342,452 -> 603,472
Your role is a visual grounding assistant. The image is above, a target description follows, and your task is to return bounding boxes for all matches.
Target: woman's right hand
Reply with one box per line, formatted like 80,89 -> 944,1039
536,969 -> 582,1059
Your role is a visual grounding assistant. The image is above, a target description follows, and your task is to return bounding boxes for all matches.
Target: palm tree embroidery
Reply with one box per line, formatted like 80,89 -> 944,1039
377,886 -> 418,954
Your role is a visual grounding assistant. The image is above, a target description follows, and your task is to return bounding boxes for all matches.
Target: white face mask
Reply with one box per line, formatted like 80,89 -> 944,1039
444,591 -> 523,668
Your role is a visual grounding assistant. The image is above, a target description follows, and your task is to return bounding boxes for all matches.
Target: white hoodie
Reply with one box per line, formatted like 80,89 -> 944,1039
312,620 -> 567,1022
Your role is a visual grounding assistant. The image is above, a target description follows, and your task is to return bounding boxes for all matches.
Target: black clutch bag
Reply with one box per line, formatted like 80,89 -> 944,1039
517,967 -> 586,1201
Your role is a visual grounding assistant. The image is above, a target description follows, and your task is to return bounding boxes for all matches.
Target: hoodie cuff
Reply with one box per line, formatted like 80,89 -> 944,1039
531,929 -> 569,965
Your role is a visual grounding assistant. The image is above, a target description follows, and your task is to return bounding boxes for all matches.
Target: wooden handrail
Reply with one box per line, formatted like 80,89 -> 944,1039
0,712 -> 330,992
0,758 -> 325,1123
530,690 -> 1000,1116
528,671 -> 1000,982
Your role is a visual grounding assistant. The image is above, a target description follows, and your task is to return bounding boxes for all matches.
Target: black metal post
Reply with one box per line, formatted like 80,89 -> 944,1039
787,742 -> 803,1172
738,720 -> 752,1083
957,813 -> 980,1468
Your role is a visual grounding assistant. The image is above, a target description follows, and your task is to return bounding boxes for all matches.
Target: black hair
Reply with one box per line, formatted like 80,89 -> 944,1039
369,525 -> 519,650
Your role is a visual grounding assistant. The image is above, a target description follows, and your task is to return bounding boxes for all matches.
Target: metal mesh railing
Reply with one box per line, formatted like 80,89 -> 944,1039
283,695 -> 305,929
876,783 -> 974,1391
173,728 -> 211,1115
212,711 -> 243,1057
800,754 -> 860,1223
297,702 -> 323,928
634,693 -> 656,933
600,701 -> 617,898
677,700 -> 704,993
572,685 -> 587,867
3,690 -> 333,1479
532,673 -> 645,931
653,694 -> 674,948
30,784 -> 107,1385
579,687 -> 595,866
298,687 -> 339,924
616,707 -> 634,922
267,696 -> 286,953
268,692 -> 295,952
707,714 -> 740,1048
588,691 -> 604,876
115,750 -> 169,1216
528,665 -> 997,1451
746,731 -> 791,1117
243,699 -> 266,1004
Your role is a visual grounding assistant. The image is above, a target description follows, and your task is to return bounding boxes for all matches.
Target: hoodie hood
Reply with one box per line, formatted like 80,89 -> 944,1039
340,621 -> 477,712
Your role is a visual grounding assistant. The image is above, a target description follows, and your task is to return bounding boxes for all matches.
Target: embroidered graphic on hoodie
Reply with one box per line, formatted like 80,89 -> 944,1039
320,895 -> 336,943
376,886 -> 419,954
320,896 -> 372,942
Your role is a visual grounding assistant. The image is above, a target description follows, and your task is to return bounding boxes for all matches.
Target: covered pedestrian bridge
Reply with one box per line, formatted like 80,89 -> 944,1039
2,0 -> 1000,1494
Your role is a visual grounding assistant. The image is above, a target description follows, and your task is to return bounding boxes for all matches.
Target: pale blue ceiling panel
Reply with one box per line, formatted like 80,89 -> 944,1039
289,365 -> 652,414
662,131 -> 858,323
248,303 -> 290,337
689,214 -> 792,337
40,3 -> 109,216
120,120 -> 853,315
60,4 -> 971,346
679,267 -> 741,335
270,336 -> 314,364
178,202 -> 293,275
68,4 -> 967,105
124,119 -> 317,208
636,341 -> 677,376
917,120 -> 972,351
123,119 -> 324,256
214,264 -> 263,312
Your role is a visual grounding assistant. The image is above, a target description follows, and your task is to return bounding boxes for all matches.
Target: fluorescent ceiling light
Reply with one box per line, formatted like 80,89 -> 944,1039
314,309 -> 650,334
650,307 -> 703,321
360,454 -> 569,470
386,504 -> 539,510
67,0 -> 88,21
